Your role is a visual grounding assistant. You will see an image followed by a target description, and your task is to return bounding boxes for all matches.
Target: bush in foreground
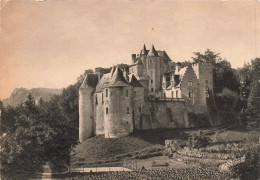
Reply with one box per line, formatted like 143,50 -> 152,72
187,131 -> 211,149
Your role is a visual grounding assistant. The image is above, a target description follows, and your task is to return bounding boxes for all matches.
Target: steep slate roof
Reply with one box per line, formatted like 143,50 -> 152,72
157,51 -> 171,61
129,74 -> 143,87
141,44 -> 148,55
80,74 -> 98,89
107,67 -> 130,88
136,58 -> 143,65
95,73 -> 112,93
148,45 -> 159,57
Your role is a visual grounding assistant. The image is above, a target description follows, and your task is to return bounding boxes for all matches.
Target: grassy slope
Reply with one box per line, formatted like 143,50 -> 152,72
71,126 -> 251,165
71,129 -> 189,164
72,135 -> 154,159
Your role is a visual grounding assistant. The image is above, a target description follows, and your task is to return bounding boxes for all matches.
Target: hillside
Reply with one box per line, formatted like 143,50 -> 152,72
2,88 -> 62,107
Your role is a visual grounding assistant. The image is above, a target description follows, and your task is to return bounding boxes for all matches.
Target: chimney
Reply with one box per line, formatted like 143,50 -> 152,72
175,62 -> 181,72
132,54 -> 136,64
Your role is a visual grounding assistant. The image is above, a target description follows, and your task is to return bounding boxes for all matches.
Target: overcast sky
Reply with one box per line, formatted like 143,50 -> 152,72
0,0 -> 259,99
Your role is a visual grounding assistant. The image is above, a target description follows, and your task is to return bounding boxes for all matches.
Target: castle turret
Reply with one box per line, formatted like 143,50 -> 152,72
79,74 -> 98,142
104,66 -> 133,138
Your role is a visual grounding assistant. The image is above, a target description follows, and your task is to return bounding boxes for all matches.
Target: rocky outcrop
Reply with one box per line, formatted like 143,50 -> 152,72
2,88 -> 62,107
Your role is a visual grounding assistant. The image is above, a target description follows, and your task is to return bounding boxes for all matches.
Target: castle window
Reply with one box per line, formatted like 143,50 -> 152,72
127,107 -> 130,114
151,71 -> 153,76
139,107 -> 141,113
206,91 -> 209,98
106,107 -> 108,114
134,91 -> 136,97
150,59 -> 152,63
151,79 -> 153,83
189,92 -> 193,98
102,93 -> 104,104
126,90 -> 128,97
164,93 -> 166,99
172,91 -> 174,98
176,90 -> 179,98
188,80 -> 193,86
95,95 -> 98,105
205,80 -> 208,89
106,89 -> 108,97
151,88 -> 154,92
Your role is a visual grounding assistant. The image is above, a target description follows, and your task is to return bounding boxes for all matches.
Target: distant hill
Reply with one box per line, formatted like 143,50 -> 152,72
2,88 -> 62,107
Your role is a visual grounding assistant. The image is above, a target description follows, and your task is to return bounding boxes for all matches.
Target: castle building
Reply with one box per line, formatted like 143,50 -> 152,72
79,45 -> 215,142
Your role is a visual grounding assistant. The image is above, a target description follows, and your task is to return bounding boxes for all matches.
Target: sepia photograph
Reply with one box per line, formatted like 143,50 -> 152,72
0,0 -> 259,179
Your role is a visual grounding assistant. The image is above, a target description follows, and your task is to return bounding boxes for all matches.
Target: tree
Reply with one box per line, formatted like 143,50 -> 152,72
0,99 -> 3,110
192,49 -> 240,94
215,88 -> 239,111
246,80 -> 260,131
0,96 -> 55,175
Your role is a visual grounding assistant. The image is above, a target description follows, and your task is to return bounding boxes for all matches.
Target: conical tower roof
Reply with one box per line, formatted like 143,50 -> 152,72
141,44 -> 147,55
148,45 -> 158,57
107,66 -> 129,87
80,74 -> 98,89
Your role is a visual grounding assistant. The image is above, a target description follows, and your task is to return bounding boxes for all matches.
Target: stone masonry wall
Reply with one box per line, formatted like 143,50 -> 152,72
139,100 -> 189,130
104,87 -> 133,138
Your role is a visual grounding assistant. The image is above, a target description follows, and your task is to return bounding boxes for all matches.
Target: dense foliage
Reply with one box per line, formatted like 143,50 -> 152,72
1,93 -> 79,175
187,131 -> 211,149
53,168 -> 232,180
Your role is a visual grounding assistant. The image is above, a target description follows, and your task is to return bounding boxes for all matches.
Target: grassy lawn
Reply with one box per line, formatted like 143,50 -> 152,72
71,125 -> 259,170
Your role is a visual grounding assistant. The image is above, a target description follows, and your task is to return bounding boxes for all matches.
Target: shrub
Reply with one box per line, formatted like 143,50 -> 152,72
230,148 -> 259,180
187,131 -> 211,149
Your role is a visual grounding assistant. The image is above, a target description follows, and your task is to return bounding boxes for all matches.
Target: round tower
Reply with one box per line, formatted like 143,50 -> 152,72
79,75 -> 96,142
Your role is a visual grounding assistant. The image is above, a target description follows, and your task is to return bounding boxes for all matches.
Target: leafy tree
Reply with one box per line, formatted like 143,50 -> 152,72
191,49 -> 240,94
0,96 -> 55,175
246,80 -> 260,131
0,99 -> 3,110
215,88 -> 239,111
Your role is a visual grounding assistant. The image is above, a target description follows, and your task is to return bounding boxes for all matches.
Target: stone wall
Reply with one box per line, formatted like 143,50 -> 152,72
139,100 -> 189,130
104,87 -> 134,138
79,86 -> 95,142
179,65 -> 201,113
94,92 -> 104,135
